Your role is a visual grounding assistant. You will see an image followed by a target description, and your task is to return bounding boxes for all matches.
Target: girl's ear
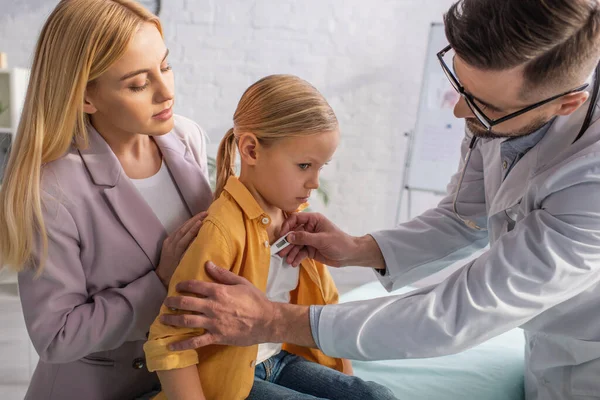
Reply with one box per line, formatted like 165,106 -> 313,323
238,133 -> 260,166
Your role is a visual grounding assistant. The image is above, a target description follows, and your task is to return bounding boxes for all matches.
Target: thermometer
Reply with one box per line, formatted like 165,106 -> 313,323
271,235 -> 292,255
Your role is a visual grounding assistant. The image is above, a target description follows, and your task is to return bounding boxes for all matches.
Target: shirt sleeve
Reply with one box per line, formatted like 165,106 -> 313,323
144,219 -> 233,371
310,305 -> 325,349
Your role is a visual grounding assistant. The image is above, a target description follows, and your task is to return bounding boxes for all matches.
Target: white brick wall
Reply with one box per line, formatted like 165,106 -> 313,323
0,0 -> 454,287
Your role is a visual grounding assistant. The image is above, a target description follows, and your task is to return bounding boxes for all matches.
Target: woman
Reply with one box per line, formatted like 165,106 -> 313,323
0,1 -> 212,398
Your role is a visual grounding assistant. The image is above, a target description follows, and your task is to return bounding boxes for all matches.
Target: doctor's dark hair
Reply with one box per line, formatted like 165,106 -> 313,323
444,0 -> 600,98
0,0 -> 161,273
214,74 -> 338,200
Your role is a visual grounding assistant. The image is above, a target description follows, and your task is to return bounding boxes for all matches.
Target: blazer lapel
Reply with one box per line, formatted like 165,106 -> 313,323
154,133 -> 213,216
78,126 -> 166,267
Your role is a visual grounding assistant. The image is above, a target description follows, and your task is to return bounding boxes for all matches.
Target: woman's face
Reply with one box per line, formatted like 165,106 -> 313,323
84,23 -> 175,138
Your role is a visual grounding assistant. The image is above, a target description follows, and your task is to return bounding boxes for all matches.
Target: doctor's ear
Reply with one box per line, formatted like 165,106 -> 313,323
238,133 -> 261,166
555,91 -> 590,117
83,86 -> 98,115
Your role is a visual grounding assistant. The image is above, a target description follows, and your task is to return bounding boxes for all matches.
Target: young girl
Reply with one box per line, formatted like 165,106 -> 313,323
144,75 -> 396,400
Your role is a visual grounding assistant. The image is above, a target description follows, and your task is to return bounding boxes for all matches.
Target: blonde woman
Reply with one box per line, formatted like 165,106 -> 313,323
0,1 -> 213,399
144,75 -> 397,400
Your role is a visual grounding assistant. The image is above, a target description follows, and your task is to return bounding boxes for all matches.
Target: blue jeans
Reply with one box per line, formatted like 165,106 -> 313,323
247,350 -> 397,400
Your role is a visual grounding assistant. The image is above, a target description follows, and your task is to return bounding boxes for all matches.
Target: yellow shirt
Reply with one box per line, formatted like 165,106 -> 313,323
144,176 -> 345,400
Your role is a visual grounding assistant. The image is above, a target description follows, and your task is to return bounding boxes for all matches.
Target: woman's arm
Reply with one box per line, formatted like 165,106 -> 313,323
18,193 -> 167,363
158,366 -> 205,400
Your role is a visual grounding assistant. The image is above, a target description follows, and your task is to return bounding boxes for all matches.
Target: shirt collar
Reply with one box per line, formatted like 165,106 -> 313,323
223,176 -> 308,220
502,117 -> 556,155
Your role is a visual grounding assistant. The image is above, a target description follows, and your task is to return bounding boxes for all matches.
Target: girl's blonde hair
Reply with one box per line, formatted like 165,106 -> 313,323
0,0 -> 162,273
215,74 -> 338,199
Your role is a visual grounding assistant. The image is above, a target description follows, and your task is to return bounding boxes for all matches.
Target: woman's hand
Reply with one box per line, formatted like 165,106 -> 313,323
155,211 -> 208,287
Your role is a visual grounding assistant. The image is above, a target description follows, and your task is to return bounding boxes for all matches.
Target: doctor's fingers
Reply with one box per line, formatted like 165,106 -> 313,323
161,312 -> 214,333
286,245 -> 315,267
278,225 -> 306,258
164,293 -> 218,316
168,331 -> 220,351
280,212 -> 326,236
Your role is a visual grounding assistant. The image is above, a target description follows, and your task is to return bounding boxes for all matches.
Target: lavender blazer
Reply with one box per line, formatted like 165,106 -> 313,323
18,115 -> 213,400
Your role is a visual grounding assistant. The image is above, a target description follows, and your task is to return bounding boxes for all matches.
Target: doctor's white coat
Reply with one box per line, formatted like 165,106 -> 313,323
318,96 -> 600,400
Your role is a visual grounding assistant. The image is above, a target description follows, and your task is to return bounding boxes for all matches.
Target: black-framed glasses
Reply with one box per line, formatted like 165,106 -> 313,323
437,45 -> 590,132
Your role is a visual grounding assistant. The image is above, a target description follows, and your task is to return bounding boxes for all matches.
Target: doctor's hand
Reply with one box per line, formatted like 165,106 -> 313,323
156,211 -> 208,288
161,262 -> 316,350
278,212 -> 386,270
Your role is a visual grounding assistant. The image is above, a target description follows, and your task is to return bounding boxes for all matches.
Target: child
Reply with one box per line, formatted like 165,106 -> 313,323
144,75 -> 397,400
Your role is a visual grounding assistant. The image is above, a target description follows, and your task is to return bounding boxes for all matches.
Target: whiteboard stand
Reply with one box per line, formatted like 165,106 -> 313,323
395,129 -> 447,224
395,23 -> 464,225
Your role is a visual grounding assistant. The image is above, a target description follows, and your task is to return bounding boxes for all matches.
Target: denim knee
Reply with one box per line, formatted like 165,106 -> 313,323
360,380 -> 398,400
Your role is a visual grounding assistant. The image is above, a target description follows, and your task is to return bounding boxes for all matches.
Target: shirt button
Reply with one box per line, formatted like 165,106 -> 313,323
262,217 -> 270,225
264,240 -> 270,248
502,160 -> 508,169
250,360 -> 256,368
132,358 -> 145,370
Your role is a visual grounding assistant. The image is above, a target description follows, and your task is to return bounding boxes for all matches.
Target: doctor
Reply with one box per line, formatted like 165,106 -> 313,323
161,0 -> 600,399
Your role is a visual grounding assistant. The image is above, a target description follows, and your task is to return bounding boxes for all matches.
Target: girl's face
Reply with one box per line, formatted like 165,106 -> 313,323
251,129 -> 340,213
84,23 -> 175,138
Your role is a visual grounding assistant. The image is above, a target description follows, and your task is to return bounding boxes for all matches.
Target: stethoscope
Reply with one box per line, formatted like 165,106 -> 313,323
453,62 -> 600,231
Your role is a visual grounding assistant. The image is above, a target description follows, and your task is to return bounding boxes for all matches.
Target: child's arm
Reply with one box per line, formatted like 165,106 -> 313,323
144,220 -> 234,394
158,366 -> 205,400
342,358 -> 354,375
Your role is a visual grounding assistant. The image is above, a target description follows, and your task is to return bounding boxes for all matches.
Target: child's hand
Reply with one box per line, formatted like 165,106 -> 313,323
156,211 -> 208,287
342,359 -> 354,376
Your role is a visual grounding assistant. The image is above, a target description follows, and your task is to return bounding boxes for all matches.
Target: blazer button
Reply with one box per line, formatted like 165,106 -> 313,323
262,217 -> 270,225
132,358 -> 146,370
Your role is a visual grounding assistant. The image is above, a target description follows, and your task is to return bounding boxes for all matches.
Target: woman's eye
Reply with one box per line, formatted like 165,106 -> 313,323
129,83 -> 148,93
161,64 -> 172,72
298,164 -> 310,170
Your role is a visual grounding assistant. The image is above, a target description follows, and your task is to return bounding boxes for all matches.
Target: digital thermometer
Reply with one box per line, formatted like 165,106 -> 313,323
271,235 -> 291,255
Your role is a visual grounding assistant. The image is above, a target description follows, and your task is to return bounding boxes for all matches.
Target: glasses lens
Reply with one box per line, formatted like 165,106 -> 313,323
441,64 -> 460,92
465,97 -> 491,129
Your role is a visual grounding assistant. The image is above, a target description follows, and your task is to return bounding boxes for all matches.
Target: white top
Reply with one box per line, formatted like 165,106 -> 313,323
256,254 -> 300,364
130,161 -> 191,235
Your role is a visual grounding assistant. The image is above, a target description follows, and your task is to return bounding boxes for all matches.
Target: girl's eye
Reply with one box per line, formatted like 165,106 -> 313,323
161,64 -> 172,72
298,164 -> 311,170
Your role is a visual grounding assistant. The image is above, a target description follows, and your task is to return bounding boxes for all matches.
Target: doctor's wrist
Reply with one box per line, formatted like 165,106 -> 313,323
270,303 -> 316,348
349,235 -> 386,270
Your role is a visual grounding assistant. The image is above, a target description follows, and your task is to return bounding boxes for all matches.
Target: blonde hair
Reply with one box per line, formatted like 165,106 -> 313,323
0,0 -> 162,273
215,74 -> 338,199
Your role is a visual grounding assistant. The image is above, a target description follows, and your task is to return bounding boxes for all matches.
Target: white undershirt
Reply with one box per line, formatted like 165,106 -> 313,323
130,161 -> 191,235
255,254 -> 300,363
